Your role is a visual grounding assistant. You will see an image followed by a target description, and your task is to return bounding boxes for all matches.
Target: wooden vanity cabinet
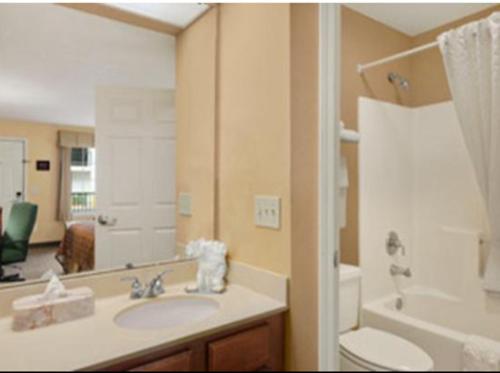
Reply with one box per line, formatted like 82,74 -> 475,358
100,313 -> 284,372
129,350 -> 195,372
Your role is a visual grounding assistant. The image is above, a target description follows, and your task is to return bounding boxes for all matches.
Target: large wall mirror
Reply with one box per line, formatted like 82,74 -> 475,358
0,4 -> 215,285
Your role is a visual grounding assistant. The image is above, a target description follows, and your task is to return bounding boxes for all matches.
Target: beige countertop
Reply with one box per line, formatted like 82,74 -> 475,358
0,263 -> 288,372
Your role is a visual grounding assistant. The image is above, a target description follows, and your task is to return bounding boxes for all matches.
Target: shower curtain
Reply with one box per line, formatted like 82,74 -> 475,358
439,12 -> 500,292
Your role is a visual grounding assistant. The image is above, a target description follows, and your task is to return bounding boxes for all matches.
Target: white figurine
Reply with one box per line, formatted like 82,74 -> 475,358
185,239 -> 228,294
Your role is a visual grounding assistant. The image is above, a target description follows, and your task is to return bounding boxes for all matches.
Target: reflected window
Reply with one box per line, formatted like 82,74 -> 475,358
70,148 -> 96,214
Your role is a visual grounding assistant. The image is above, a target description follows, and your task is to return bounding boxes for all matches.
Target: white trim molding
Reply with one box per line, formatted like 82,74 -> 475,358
319,4 -> 340,371
0,137 -> 28,203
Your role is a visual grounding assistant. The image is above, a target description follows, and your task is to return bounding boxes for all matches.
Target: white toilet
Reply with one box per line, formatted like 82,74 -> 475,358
339,265 -> 434,371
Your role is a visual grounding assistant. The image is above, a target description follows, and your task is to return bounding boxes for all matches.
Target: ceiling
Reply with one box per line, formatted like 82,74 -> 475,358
0,4 -> 176,127
112,3 -> 209,28
2,3 -> 495,128
345,3 -> 495,36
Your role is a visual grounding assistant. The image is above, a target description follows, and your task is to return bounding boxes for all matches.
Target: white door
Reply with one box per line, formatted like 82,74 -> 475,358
95,87 -> 176,270
0,139 -> 25,226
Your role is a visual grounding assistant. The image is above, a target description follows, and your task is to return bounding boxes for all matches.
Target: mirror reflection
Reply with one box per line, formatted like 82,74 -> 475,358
0,4 -> 209,284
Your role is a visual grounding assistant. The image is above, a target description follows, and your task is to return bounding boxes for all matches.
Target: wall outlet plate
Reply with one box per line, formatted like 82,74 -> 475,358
255,195 -> 281,229
178,193 -> 192,216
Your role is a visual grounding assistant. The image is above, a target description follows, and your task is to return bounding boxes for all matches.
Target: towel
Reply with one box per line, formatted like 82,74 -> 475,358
339,156 -> 349,229
463,335 -> 500,371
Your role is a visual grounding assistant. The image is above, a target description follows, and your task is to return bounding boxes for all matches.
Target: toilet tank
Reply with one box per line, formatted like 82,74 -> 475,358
340,264 -> 361,333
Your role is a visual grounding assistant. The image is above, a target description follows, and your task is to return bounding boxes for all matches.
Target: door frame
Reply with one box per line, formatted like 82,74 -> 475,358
0,137 -> 28,202
318,4 -> 340,371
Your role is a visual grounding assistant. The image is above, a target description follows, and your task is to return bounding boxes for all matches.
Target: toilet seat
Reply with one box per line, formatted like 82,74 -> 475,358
340,328 -> 434,372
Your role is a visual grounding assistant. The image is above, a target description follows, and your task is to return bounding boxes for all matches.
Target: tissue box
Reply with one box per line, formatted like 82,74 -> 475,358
12,287 -> 95,332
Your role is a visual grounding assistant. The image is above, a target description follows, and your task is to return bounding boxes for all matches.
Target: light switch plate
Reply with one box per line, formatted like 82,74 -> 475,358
255,195 -> 281,229
178,193 -> 192,216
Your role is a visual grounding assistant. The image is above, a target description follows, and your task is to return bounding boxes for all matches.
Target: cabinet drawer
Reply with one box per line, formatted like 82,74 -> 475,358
208,325 -> 271,371
129,350 -> 192,372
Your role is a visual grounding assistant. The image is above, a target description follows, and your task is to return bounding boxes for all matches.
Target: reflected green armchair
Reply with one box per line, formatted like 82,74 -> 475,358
0,202 -> 38,282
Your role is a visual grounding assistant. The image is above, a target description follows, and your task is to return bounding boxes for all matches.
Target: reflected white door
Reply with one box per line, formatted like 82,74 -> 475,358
0,139 -> 25,226
95,87 -> 176,269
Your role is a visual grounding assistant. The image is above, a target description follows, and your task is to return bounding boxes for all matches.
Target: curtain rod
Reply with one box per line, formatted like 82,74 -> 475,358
357,40 -> 439,74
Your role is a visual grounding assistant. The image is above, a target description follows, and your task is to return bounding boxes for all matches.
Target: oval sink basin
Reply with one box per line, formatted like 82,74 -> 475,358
115,296 -> 220,331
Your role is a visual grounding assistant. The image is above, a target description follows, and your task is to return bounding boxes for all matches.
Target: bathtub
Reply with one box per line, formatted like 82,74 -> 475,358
362,287 -> 500,371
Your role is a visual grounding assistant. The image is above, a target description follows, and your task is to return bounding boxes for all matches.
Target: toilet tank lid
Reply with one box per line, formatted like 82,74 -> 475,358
340,264 -> 361,281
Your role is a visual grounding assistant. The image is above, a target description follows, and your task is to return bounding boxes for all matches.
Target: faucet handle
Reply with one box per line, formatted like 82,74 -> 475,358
152,269 -> 173,287
121,276 -> 141,284
147,269 -> 174,297
156,269 -> 173,280
121,276 -> 144,299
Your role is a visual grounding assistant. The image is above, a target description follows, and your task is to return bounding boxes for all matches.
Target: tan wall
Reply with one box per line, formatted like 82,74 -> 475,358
289,4 -> 319,370
340,5 -> 500,265
340,6 -> 413,265
410,5 -> 500,107
175,7 -> 217,246
0,120 -> 93,244
217,3 -> 292,276
176,4 -> 319,370
176,4 -> 294,275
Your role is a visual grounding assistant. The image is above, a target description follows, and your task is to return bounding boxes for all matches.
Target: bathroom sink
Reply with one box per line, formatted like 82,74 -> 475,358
115,296 -> 220,331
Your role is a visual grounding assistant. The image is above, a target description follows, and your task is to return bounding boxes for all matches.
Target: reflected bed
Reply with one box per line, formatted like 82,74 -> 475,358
56,221 -> 95,274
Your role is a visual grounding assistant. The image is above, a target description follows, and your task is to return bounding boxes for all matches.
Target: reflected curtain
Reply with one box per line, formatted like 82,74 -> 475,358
58,147 -> 72,222
439,12 -> 500,292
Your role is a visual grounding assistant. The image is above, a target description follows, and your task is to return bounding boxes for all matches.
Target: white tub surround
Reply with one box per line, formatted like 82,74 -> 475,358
359,98 -> 415,303
359,97 -> 488,304
359,98 -> 500,371
0,260 -> 288,371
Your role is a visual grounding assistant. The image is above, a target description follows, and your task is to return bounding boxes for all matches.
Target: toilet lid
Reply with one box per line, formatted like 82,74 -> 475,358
340,328 -> 434,372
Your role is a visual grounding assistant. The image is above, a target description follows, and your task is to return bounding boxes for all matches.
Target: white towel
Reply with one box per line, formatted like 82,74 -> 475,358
463,335 -> 500,371
338,156 -> 349,229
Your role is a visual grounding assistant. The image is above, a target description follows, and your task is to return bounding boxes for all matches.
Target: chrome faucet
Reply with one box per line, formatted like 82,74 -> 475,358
122,269 -> 172,299
390,264 -> 412,278
143,270 -> 171,298
121,276 -> 145,299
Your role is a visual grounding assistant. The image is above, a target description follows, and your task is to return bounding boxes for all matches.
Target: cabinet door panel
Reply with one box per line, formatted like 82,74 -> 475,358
130,350 -> 192,372
208,325 -> 271,371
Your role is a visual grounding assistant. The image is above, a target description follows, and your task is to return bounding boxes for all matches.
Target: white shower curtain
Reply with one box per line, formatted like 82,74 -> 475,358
439,12 -> 500,292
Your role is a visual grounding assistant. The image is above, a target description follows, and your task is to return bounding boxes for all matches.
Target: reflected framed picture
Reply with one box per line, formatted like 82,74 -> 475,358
36,160 -> 50,171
